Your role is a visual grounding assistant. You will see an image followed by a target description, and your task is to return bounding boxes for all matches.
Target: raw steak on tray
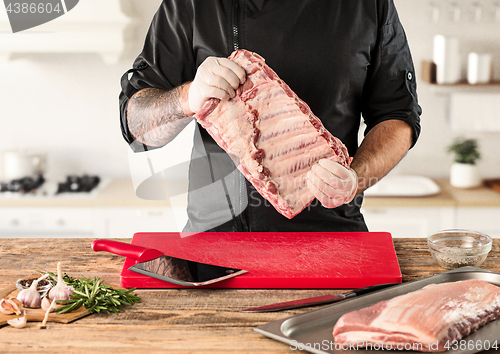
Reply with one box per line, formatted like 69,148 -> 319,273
194,49 -> 352,219
333,279 -> 500,352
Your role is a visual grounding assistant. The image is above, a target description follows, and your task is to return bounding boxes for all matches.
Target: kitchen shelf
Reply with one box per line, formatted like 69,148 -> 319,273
427,81 -> 500,94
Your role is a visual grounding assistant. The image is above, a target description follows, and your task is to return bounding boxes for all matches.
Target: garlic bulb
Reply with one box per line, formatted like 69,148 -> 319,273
48,262 -> 74,301
16,273 -> 49,308
7,311 -> 27,329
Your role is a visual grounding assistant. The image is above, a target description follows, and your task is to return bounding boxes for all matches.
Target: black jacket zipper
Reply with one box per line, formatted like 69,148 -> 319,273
232,0 -> 240,51
232,0 -> 249,232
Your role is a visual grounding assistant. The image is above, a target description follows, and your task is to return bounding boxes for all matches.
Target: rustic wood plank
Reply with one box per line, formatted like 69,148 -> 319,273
0,237 -> 499,353
0,283 -> 15,299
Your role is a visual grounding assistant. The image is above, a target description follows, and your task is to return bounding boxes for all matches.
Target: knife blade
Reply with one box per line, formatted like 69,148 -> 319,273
92,239 -> 247,287
240,283 -> 399,312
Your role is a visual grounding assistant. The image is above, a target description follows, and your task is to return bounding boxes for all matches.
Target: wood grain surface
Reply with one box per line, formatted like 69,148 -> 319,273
0,237 -> 499,353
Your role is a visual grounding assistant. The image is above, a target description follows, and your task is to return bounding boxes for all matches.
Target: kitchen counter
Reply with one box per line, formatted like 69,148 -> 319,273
1,178 -> 498,208
1,237 -> 499,353
1,178 -> 498,239
363,179 -> 500,207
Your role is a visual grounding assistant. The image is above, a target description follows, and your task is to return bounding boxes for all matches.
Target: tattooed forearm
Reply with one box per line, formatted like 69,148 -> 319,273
126,83 -> 194,148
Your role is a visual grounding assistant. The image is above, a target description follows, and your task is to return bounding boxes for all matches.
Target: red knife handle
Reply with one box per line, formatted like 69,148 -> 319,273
91,239 -> 163,263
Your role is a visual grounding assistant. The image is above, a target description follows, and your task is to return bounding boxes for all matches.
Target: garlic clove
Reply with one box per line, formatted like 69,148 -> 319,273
39,299 -> 57,329
7,311 -> 27,329
6,298 -> 22,315
0,298 -> 15,315
8,298 -> 22,307
41,297 -> 55,312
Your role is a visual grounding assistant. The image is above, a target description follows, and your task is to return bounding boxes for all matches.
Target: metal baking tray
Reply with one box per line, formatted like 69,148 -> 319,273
254,267 -> 500,354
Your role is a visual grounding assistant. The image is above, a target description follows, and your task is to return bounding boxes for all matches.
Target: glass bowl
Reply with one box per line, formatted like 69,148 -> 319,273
15,276 -> 53,298
427,229 -> 492,270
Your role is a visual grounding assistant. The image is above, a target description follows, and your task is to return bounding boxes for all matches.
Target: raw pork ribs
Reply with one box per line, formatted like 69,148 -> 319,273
333,279 -> 500,352
195,50 -> 352,219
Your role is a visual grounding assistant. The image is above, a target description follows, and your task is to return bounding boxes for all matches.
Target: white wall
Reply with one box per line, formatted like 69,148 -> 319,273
0,0 -> 163,181
0,0 -> 498,182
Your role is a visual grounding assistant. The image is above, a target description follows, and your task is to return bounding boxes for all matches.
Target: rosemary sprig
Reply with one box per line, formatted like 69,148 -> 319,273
43,271 -> 141,314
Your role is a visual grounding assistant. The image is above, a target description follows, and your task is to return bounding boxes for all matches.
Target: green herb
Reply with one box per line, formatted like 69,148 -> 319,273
42,271 -> 141,314
447,137 -> 481,165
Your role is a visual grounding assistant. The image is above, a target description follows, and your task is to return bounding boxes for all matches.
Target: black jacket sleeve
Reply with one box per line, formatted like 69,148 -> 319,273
362,0 -> 422,148
119,0 -> 195,152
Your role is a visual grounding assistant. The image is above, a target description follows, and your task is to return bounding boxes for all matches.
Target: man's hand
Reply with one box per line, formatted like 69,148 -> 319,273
307,158 -> 358,208
188,57 -> 246,113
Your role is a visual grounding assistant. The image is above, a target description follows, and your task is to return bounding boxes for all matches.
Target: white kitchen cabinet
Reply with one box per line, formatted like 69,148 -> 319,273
101,207 -> 186,238
455,207 -> 500,238
0,206 -> 188,238
361,206 -> 455,238
0,207 -> 98,237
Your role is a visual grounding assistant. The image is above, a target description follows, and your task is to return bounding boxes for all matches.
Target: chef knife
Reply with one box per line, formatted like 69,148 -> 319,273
92,239 -> 247,287
240,283 -> 399,312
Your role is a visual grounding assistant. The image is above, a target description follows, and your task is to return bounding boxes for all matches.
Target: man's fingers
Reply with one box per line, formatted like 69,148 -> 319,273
199,70 -> 235,99
189,83 -> 230,113
200,57 -> 246,98
207,60 -> 242,91
306,176 -> 344,209
197,82 -> 233,101
307,171 -> 350,200
189,56 -> 246,113
310,163 -> 354,192
307,159 -> 359,208
318,159 -> 352,180
216,58 -> 247,85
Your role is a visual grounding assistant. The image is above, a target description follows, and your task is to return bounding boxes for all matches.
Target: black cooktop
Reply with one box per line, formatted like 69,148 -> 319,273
56,175 -> 101,194
0,175 -> 101,194
0,175 -> 45,193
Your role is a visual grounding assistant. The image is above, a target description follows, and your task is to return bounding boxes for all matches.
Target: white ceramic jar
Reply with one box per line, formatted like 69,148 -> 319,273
467,53 -> 492,85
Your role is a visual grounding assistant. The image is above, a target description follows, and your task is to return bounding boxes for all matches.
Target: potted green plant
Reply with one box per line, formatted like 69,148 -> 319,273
447,137 -> 481,188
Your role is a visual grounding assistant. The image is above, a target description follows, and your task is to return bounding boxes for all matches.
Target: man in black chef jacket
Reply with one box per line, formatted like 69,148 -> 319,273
119,0 -> 422,233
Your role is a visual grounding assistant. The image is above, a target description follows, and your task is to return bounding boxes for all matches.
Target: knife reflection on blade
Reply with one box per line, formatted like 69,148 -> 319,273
240,283 -> 399,312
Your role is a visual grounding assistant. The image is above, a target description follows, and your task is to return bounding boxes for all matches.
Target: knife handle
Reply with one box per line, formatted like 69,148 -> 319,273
240,294 -> 342,312
91,239 -> 163,263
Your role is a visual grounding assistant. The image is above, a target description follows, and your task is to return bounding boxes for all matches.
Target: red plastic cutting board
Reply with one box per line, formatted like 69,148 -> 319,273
120,232 -> 401,289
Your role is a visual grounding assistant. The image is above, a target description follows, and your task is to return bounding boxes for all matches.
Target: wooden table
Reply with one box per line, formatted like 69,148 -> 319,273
1,238 -> 499,353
